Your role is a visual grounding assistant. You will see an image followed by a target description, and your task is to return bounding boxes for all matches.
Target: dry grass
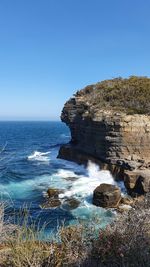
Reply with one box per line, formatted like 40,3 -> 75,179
0,195 -> 150,267
0,202 -> 4,238
85,194 -> 150,267
1,223 -> 90,267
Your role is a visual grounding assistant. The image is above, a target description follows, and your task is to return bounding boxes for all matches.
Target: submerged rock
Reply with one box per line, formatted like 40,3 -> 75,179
62,198 -> 80,210
93,183 -> 121,208
40,199 -> 61,209
63,176 -> 78,182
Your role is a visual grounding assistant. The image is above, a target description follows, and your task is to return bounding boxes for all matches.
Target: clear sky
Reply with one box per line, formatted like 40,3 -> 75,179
0,0 -> 150,121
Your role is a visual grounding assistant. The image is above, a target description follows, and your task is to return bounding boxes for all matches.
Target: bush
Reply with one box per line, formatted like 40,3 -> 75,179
86,194 -> 150,267
75,76 -> 150,115
1,195 -> 150,266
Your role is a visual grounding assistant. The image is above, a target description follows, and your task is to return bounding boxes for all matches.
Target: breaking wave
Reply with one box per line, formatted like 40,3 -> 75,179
59,161 -> 115,200
27,151 -> 51,162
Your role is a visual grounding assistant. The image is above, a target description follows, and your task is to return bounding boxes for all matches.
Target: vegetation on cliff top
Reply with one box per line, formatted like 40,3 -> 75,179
76,76 -> 150,115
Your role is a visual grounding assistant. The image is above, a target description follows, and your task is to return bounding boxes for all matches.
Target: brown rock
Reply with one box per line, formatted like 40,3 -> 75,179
120,196 -> 134,205
93,183 -> 121,208
47,188 -> 62,198
124,170 -> 150,195
59,85 -> 150,168
59,77 -> 150,195
40,188 -> 63,209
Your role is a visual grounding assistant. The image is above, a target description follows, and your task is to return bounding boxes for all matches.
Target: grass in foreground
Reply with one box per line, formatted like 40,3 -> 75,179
0,195 -> 150,267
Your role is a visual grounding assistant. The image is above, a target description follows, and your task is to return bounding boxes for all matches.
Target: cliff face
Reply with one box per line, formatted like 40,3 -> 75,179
58,77 -> 150,194
60,96 -> 150,168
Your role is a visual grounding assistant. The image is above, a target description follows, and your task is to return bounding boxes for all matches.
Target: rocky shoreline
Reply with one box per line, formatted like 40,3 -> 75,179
58,77 -> 150,204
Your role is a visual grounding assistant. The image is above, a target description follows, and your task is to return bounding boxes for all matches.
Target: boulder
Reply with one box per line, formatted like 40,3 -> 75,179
47,188 -> 63,198
93,183 -> 121,208
40,188 -> 63,209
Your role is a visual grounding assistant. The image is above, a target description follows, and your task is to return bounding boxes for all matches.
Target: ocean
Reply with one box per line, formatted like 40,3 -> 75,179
0,121 -> 116,237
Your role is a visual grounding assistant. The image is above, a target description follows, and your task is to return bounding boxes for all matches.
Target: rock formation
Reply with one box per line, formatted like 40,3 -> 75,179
58,77 -> 150,195
93,183 -> 121,208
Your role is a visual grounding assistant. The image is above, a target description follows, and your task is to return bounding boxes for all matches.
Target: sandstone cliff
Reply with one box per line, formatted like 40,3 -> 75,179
59,77 -> 150,194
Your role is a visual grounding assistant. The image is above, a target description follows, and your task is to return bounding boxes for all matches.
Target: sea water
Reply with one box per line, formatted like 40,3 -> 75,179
0,122 -> 124,237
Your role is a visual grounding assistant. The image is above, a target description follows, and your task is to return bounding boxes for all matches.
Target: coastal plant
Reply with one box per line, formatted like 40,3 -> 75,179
0,202 -> 4,240
1,195 -> 150,267
3,223 -> 91,267
77,76 -> 150,116
3,220 -> 50,267
86,194 -> 150,267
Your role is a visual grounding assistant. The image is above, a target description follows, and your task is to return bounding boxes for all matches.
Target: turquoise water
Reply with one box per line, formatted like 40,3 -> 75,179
0,121 -> 118,236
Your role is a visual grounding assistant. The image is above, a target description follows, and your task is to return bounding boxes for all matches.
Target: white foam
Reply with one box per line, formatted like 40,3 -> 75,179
0,161 -> 117,228
59,161 -> 115,200
27,151 -> 51,162
56,169 -> 79,179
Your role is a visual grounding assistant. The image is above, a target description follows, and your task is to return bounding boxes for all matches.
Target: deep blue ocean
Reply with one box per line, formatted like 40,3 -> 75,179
0,121 -> 115,237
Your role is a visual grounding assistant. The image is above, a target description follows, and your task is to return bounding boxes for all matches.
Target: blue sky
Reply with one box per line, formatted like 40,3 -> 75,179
0,0 -> 150,120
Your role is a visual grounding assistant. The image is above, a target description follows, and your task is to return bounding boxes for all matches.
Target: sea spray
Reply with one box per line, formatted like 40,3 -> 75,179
59,161 -> 115,200
27,151 -> 51,162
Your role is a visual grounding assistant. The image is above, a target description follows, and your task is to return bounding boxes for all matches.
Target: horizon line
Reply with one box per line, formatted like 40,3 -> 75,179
0,120 -> 61,122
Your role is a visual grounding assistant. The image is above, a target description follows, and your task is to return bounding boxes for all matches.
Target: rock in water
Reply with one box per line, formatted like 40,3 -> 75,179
47,188 -> 63,198
93,183 -> 121,208
62,198 -> 80,210
40,199 -> 61,209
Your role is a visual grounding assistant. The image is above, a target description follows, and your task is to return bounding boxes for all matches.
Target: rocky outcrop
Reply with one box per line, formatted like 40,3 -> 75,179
60,100 -> 150,168
124,169 -> 150,195
93,183 -> 121,208
40,188 -> 63,209
47,188 -> 63,198
59,77 -> 150,194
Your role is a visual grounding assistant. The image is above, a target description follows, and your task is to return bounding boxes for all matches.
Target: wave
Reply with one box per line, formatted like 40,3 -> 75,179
59,161 -> 115,200
27,151 -> 51,162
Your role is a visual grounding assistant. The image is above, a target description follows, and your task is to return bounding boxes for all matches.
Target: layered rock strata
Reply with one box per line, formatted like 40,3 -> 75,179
58,78 -> 150,194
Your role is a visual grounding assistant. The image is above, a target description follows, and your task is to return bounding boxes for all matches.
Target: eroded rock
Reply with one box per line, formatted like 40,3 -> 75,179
40,188 -> 63,209
124,170 -> 150,195
58,78 -> 150,195
120,196 -> 134,205
47,188 -> 63,198
93,183 -> 121,208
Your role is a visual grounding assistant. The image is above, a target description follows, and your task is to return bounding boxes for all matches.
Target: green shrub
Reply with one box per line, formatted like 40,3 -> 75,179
76,76 -> 150,115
